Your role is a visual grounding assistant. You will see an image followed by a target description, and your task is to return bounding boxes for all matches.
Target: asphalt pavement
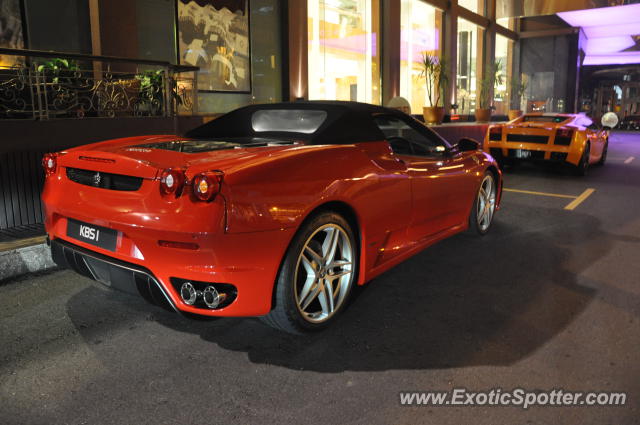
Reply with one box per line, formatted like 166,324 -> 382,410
1,132 -> 639,425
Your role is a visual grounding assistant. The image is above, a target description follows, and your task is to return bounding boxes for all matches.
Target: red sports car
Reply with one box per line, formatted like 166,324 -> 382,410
42,101 -> 502,333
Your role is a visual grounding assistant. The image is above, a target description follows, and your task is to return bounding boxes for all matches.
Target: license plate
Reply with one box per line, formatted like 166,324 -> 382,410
67,219 -> 118,251
515,149 -> 532,159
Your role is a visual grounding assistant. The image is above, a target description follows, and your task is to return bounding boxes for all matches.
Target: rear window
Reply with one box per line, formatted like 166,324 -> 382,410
251,109 -> 328,134
522,115 -> 569,123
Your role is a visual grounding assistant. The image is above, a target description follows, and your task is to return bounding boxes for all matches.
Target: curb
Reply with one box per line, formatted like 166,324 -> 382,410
0,242 -> 56,282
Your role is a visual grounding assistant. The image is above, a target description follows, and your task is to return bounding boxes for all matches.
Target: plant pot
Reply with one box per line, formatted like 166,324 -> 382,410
508,109 -> 523,121
475,108 -> 492,123
423,106 -> 445,125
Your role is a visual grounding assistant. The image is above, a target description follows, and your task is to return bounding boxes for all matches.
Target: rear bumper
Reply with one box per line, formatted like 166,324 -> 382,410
51,238 -> 179,313
485,142 -> 581,166
47,224 -> 296,317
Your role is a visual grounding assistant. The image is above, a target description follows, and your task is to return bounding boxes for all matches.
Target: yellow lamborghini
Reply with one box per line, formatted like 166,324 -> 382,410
484,113 -> 609,175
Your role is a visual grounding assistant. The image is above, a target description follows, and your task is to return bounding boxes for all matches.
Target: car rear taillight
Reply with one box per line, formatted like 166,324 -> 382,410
555,128 -> 574,146
489,126 -> 503,141
42,153 -> 58,177
557,128 -> 573,138
192,171 -> 223,202
159,168 -> 186,196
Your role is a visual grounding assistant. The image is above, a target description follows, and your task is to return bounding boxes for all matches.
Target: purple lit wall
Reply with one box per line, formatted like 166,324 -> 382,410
399,29 -> 440,63
319,34 -> 377,56
557,3 -> 640,65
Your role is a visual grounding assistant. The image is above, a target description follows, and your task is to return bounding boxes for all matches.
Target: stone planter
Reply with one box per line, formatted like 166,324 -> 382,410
423,106 -> 445,125
475,108 -> 492,123
508,109 -> 523,120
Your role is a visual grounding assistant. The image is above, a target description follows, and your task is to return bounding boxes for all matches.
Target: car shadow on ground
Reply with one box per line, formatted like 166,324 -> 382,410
66,205 -> 612,373
500,141 -> 639,187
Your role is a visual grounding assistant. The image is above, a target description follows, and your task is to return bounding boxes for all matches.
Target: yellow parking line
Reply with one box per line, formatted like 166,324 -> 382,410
624,156 -> 635,164
564,188 -> 596,211
503,188 -> 577,199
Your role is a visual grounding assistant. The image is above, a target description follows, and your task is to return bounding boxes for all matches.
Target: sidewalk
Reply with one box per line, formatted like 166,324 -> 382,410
0,236 -> 56,282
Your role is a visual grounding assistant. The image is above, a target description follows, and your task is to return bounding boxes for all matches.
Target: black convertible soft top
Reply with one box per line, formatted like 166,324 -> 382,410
185,101 -> 406,145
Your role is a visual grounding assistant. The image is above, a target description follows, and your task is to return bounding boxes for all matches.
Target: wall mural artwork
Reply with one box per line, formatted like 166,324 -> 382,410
178,0 -> 250,92
0,0 -> 25,66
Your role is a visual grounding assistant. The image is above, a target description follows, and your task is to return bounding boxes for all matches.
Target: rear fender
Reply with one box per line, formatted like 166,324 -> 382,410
567,132 -> 588,166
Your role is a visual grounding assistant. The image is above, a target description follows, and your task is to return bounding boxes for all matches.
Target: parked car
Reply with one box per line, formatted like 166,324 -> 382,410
621,115 -> 640,131
484,113 -> 608,175
42,101 -> 502,333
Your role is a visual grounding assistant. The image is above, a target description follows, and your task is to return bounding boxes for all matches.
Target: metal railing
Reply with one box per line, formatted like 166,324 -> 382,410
0,48 -> 198,120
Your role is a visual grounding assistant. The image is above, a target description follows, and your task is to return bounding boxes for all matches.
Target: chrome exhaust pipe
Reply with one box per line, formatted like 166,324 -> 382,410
179,282 -> 227,309
203,286 -> 226,309
180,281 -> 197,305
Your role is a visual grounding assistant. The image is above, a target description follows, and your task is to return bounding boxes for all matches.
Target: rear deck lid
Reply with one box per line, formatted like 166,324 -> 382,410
58,136 -> 302,178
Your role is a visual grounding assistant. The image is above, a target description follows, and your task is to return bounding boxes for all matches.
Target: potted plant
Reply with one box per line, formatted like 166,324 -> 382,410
420,53 -> 448,125
508,75 -> 527,120
36,58 -> 80,84
135,70 -> 185,116
475,60 -> 503,122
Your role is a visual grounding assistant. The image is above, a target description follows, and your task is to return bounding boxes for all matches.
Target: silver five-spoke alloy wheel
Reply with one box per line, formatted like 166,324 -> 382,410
294,224 -> 354,323
477,174 -> 496,232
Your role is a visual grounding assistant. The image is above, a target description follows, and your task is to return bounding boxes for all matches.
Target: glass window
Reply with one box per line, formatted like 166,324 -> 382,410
135,0 -> 177,63
0,0 -> 24,66
458,0 -> 482,15
373,115 -> 447,156
196,0 -> 283,113
497,17 -> 515,30
496,0 -> 515,29
252,110 -> 328,133
522,115 -> 571,123
399,0 -> 443,114
308,0 -> 381,104
250,0 -> 283,103
24,0 -> 91,54
456,18 -> 481,115
521,36 -> 571,113
494,34 -> 512,115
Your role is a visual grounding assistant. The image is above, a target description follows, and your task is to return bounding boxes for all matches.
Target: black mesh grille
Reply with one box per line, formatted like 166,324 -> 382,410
50,239 -> 177,313
550,152 -> 569,162
66,167 -> 143,191
489,148 -> 504,159
489,131 -> 502,141
506,134 -> 549,144
554,136 -> 572,146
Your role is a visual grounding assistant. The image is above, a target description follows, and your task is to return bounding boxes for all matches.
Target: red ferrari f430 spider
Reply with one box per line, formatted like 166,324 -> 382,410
42,101 -> 502,333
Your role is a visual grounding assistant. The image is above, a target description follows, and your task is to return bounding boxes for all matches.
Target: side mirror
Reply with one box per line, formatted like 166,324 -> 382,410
457,137 -> 480,152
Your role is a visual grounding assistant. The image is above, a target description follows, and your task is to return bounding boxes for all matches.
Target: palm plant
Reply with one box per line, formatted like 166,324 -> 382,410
420,54 -> 449,107
509,75 -> 527,109
478,59 -> 504,109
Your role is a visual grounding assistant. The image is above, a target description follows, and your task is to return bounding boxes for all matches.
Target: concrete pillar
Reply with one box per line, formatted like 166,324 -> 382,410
288,0 -> 308,100
381,0 -> 400,105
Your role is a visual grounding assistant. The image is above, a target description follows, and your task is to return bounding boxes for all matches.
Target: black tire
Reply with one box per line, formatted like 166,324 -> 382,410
496,158 -> 511,170
261,211 -> 359,334
574,143 -> 590,176
468,171 -> 497,236
596,140 -> 608,166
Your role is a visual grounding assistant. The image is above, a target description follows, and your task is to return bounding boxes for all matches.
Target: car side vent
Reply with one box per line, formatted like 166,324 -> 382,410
66,167 -> 143,191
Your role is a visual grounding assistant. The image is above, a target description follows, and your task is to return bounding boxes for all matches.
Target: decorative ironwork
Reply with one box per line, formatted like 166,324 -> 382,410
0,50 -> 198,120
0,66 -> 35,118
